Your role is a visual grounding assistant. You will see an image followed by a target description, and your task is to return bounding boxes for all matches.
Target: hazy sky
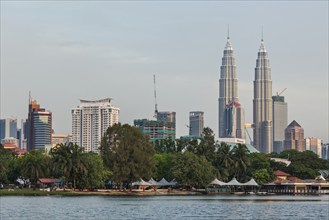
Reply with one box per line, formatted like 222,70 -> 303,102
1,1 -> 328,143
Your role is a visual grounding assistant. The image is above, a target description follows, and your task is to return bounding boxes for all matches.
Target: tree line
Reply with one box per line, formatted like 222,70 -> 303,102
1,123 -> 328,190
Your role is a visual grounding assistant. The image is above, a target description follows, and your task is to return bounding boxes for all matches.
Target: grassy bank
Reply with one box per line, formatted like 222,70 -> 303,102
0,188 -> 201,197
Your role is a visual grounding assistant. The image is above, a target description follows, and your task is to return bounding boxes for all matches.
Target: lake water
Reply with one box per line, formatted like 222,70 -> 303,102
1,195 -> 329,219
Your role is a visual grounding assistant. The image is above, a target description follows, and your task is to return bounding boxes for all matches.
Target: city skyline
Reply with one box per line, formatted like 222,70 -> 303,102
1,2 -> 328,142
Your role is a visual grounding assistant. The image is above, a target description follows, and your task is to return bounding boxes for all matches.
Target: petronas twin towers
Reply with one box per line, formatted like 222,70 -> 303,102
218,34 -> 272,153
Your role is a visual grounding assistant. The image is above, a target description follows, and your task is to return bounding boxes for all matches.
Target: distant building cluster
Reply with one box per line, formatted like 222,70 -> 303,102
1,33 -> 327,159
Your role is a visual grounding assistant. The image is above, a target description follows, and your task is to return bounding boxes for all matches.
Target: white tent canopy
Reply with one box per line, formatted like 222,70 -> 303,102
208,177 -> 259,186
241,178 -> 259,186
226,177 -> 243,186
209,178 -> 227,186
148,178 -> 159,186
132,178 -> 152,186
157,178 -> 171,186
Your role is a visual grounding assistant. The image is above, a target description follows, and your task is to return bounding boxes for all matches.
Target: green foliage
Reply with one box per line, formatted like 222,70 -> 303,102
100,123 -> 156,188
252,169 -> 272,185
194,127 -> 216,162
231,144 -> 251,182
154,138 -> 176,154
172,151 -> 214,188
153,153 -> 176,181
0,145 -> 16,183
20,150 -> 49,184
50,143 -> 87,189
76,153 -> 111,190
213,142 -> 234,181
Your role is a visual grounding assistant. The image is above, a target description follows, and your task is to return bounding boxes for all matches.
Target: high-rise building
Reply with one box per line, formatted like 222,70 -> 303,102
189,111 -> 204,137
27,99 -> 52,151
272,95 -> 288,153
305,137 -> 322,158
71,98 -> 120,152
134,119 -> 175,143
322,143 -> 329,160
218,35 -> 245,139
0,118 -> 17,141
284,120 -> 305,152
157,111 -> 176,124
253,38 -> 273,153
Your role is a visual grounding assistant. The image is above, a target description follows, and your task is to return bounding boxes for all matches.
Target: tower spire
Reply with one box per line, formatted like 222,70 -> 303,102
261,26 -> 264,41
227,24 -> 230,39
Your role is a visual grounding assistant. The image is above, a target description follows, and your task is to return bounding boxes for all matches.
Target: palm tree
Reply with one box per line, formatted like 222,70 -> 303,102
21,150 -> 49,187
214,142 -> 234,181
50,143 -> 86,190
231,144 -> 251,182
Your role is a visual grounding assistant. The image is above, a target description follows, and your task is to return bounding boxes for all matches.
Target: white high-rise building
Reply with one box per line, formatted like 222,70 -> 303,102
218,35 -> 245,139
72,98 -> 120,152
253,38 -> 273,154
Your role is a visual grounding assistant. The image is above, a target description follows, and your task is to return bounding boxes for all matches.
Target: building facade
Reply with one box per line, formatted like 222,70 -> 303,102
218,36 -> 245,139
272,95 -> 288,153
189,111 -> 204,137
0,118 -> 17,142
27,99 -> 52,151
253,39 -> 273,153
134,119 -> 175,143
322,143 -> 329,160
71,98 -> 120,152
305,137 -> 322,158
284,120 -> 305,152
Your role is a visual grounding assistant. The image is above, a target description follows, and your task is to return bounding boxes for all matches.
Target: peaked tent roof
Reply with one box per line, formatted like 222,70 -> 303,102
148,178 -> 159,185
209,178 -> 227,186
226,177 -> 243,186
241,178 -> 259,186
157,178 -> 171,186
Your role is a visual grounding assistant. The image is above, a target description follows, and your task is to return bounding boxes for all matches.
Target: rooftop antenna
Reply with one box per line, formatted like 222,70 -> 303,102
153,74 -> 158,119
29,91 -> 31,104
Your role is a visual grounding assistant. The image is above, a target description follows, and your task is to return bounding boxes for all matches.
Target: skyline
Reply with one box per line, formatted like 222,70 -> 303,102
1,1 -> 328,143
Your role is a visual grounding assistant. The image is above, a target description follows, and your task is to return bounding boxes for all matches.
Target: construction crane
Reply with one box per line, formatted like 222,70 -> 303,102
276,88 -> 287,96
153,74 -> 158,119
185,124 -> 191,135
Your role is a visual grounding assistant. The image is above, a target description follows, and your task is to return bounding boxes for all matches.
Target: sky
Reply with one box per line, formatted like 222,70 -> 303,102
1,1 -> 328,143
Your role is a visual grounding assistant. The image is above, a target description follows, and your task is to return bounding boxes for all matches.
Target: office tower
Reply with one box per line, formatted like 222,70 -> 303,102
305,137 -> 322,158
0,118 -> 17,141
284,120 -> 305,152
253,38 -> 273,153
27,99 -> 52,151
134,119 -> 175,143
322,143 -> 329,160
71,98 -> 120,152
218,35 -> 245,139
189,111 -> 204,137
272,95 -> 288,153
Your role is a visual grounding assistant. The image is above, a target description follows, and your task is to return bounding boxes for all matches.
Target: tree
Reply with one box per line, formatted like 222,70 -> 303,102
172,151 -> 214,188
247,152 -> 274,181
213,142 -> 234,181
21,150 -> 49,186
252,169 -> 272,185
231,144 -> 251,182
0,145 -> 16,184
50,143 -> 87,189
76,153 -> 111,190
154,138 -> 176,154
195,127 -> 216,162
153,153 -> 176,181
100,123 -> 155,190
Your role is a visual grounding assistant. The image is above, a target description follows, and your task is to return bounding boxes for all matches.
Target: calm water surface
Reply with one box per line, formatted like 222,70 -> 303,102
1,195 -> 329,219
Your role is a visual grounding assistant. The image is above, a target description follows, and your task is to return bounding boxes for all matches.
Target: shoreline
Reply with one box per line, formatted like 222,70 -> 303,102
0,189 -> 203,197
